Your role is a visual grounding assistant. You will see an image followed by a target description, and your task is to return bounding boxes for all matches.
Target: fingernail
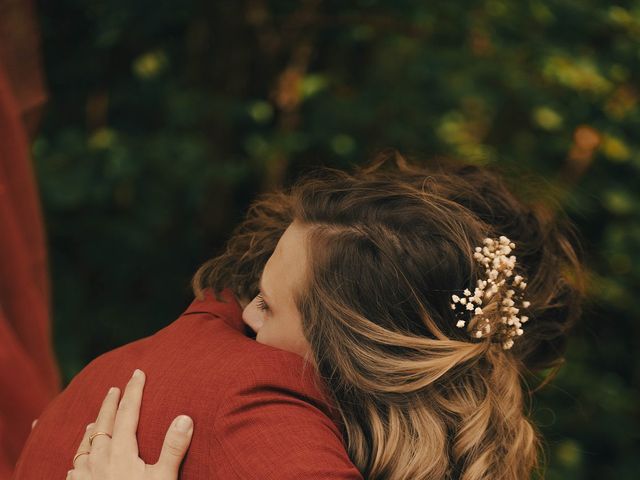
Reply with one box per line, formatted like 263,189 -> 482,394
133,369 -> 143,378
174,415 -> 193,433
86,423 -> 94,430
108,387 -> 117,395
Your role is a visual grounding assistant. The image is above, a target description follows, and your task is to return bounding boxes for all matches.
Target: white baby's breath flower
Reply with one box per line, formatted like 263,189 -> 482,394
451,235 -> 530,349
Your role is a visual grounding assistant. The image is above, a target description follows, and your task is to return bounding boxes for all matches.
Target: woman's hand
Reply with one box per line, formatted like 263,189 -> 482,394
67,369 -> 193,480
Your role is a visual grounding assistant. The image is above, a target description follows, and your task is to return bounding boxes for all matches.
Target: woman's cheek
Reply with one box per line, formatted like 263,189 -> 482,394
256,325 -> 282,349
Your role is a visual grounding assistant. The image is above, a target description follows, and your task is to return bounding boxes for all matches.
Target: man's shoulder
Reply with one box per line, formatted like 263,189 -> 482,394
13,288 -> 360,480
68,286 -> 311,394
80,287 -> 248,369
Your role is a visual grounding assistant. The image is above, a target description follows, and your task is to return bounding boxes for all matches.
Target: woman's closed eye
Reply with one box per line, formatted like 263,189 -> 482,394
256,293 -> 269,312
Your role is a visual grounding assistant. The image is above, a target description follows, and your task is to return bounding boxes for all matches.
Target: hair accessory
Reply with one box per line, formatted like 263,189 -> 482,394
450,236 -> 530,350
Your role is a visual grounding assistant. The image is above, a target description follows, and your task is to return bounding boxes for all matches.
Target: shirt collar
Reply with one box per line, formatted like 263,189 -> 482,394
182,287 -> 245,332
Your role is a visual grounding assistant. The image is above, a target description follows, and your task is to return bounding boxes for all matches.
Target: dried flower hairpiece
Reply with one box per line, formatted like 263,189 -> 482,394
450,236 -> 530,350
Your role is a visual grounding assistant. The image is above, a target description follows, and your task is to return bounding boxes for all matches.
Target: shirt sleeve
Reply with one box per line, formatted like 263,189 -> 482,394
208,360 -> 363,480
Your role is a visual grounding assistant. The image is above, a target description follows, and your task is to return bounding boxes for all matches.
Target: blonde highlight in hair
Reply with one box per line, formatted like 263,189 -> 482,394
193,152 -> 585,479
287,154 -> 584,479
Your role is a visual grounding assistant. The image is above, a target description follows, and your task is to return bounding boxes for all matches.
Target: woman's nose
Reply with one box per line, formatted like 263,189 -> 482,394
242,299 -> 265,334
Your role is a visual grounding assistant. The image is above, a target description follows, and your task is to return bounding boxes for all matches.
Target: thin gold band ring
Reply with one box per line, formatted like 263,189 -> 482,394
88,431 -> 112,446
72,451 -> 90,467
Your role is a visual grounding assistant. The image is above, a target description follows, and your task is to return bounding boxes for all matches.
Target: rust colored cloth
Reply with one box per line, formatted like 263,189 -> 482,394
0,1 -> 61,477
0,0 -> 48,136
13,287 -> 362,479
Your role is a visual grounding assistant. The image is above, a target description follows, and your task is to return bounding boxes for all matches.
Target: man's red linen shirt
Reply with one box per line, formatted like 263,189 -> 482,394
13,287 -> 362,480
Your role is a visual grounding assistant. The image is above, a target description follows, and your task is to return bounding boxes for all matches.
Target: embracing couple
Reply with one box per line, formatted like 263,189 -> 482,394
13,153 -> 584,480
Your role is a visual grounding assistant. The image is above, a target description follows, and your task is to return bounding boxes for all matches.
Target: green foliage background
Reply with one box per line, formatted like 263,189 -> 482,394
34,0 -> 639,478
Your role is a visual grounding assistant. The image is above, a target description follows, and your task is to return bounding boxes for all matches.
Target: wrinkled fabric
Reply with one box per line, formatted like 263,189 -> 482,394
0,1 -> 61,477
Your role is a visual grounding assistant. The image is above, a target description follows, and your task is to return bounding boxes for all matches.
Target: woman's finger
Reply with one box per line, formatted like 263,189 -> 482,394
153,415 -> 193,478
71,422 -> 95,471
111,369 -> 145,457
89,386 -> 121,455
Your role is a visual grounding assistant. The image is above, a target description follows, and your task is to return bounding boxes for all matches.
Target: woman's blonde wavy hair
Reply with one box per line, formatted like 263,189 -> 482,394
193,152 -> 586,480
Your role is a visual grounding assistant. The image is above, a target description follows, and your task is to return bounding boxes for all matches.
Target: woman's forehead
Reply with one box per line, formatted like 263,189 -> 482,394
263,223 -> 309,303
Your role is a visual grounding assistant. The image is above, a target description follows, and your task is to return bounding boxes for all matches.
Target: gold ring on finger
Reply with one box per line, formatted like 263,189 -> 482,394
88,431 -> 112,446
72,451 -> 90,467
